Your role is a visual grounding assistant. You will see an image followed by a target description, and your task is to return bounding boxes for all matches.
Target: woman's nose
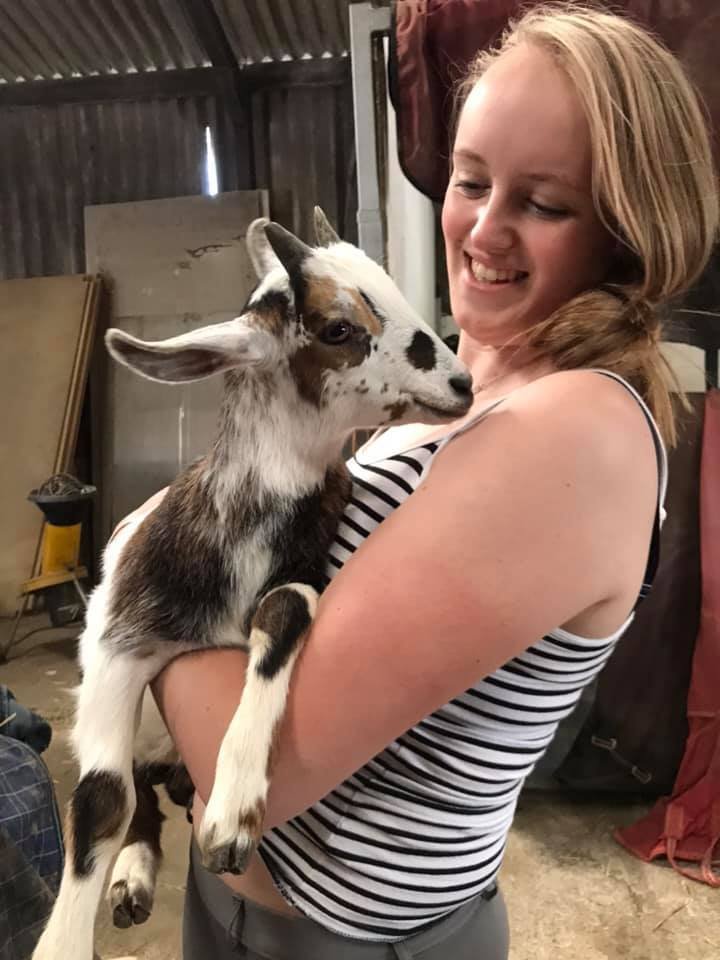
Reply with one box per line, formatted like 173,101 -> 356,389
469,196 -> 514,253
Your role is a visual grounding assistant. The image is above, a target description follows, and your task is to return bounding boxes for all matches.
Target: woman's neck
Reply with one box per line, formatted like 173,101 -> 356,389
457,335 -> 554,402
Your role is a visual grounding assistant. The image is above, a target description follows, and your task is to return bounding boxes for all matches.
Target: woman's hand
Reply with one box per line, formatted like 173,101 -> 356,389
109,487 -> 169,543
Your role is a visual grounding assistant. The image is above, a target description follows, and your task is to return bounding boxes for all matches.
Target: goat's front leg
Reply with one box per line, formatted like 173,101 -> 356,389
32,646 -> 154,960
198,582 -> 317,875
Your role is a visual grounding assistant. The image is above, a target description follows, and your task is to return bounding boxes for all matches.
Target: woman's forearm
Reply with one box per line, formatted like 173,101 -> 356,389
151,636 -> 391,830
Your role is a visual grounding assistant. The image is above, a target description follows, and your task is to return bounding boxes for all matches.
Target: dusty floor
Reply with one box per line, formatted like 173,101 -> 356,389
2,618 -> 718,960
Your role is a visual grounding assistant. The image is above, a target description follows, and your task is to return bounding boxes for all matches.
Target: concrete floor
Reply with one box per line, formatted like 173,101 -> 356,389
2,618 -> 718,960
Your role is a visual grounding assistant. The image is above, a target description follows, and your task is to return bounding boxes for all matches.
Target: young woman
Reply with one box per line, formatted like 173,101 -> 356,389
153,5 -> 718,957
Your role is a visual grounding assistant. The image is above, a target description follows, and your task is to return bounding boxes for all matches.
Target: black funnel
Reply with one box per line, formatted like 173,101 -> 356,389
28,474 -> 96,527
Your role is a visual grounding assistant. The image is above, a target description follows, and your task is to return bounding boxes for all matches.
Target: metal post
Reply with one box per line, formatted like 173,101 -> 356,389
349,2 -> 391,264
384,38 -> 437,329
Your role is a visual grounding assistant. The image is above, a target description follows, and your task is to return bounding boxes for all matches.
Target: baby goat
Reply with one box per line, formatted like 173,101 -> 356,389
32,209 -> 473,960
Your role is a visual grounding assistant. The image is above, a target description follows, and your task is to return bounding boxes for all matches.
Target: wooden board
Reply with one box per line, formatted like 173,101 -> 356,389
84,191 -> 268,547
0,274 -> 100,615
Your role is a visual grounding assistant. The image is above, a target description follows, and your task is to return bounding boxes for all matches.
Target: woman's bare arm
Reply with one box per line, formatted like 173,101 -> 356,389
153,370 -> 657,829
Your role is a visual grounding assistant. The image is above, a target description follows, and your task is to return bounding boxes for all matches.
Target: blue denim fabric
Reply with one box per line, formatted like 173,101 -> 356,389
0,686 -> 52,756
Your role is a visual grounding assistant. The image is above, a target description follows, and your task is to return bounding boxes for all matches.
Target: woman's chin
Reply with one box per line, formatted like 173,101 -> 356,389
452,306 -> 529,344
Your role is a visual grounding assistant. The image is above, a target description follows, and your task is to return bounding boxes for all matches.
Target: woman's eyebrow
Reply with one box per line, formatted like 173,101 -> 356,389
452,150 -> 583,194
524,172 -> 583,193
452,148 -> 487,166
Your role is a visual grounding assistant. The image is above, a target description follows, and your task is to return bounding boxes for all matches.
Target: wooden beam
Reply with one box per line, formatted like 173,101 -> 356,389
0,56 -> 352,110
0,67 -> 235,108
239,57 -> 351,90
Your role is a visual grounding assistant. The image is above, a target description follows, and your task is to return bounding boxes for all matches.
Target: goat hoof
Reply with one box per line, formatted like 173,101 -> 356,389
200,833 -> 256,876
110,879 -> 153,928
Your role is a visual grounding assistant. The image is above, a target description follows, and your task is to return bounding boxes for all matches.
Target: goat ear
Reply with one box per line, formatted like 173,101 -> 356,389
105,320 -> 274,384
313,206 -> 340,246
246,217 -> 283,278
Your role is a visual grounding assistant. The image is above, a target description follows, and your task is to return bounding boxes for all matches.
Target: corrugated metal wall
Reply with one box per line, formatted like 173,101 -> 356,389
0,0 -> 208,81
0,0 -> 349,80
251,72 -> 357,245
0,94 -> 249,279
0,70 -> 356,279
213,0 -> 350,64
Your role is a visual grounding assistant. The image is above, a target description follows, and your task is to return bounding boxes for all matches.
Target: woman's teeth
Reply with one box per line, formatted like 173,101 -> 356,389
470,260 -> 526,284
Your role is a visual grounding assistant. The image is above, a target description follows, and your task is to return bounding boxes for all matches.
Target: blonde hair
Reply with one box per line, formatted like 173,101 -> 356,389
455,3 -> 719,445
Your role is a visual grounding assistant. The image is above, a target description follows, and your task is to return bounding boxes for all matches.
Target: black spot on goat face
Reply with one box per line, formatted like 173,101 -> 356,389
406,330 -> 437,371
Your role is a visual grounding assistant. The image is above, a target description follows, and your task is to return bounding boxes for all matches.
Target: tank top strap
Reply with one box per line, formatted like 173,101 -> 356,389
589,370 -> 667,600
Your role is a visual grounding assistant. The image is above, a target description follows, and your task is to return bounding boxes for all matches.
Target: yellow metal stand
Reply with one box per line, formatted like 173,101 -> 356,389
1,474 -> 96,662
21,522 -> 86,596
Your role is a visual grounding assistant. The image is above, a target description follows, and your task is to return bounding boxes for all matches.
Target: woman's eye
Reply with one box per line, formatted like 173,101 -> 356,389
320,321 -> 353,345
455,180 -> 489,196
529,200 -> 568,219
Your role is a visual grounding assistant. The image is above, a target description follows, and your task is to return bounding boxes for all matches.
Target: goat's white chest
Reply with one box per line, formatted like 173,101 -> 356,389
215,532 -> 275,648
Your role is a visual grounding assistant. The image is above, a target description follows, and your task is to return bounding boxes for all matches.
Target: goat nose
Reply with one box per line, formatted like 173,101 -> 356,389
449,372 -> 473,398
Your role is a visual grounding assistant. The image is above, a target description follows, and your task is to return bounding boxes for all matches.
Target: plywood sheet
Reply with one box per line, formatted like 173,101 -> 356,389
84,191 -> 268,545
662,342 -> 712,392
0,274 -> 99,615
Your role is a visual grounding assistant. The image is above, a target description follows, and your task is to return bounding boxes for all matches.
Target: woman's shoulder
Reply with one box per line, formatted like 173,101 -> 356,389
358,368 -> 660,482
450,368 -> 659,467
493,366 -> 648,420
426,367 -> 659,564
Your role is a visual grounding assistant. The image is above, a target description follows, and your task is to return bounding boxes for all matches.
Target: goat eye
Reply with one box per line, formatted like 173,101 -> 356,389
319,321 -> 352,345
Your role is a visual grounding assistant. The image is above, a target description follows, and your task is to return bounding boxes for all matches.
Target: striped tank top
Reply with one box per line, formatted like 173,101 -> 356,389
258,371 -> 668,941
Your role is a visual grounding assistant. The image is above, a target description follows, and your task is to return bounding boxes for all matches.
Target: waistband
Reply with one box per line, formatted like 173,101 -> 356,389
189,837 -> 500,958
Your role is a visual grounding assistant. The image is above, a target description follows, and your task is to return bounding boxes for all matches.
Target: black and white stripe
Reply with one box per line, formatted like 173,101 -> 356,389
259,372 -> 666,941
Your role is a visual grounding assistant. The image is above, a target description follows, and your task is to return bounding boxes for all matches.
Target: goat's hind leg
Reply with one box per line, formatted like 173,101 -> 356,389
109,764 -> 164,928
110,683 -> 189,929
109,760 -> 193,927
198,582 -> 318,875
32,645 -> 155,960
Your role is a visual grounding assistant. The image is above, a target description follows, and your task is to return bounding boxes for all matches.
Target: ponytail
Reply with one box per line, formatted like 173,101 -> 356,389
523,290 -> 683,446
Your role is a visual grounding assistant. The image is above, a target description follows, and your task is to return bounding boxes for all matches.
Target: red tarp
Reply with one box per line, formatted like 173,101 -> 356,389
615,390 -> 720,886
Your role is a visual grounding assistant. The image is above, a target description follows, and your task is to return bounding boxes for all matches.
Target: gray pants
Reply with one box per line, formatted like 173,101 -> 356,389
183,839 -> 509,959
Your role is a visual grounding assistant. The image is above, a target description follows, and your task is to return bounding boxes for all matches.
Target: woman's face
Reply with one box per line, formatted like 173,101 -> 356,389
442,43 -> 614,345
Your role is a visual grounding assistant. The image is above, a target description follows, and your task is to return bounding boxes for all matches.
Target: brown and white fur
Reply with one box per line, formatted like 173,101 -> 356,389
32,209 -> 473,960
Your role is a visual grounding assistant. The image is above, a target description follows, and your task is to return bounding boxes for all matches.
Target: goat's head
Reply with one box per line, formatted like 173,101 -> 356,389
106,209 -> 473,434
